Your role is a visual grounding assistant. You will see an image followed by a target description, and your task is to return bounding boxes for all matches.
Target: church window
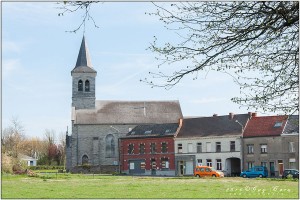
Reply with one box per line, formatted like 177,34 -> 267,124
105,134 -> 115,158
78,80 -> 83,91
85,80 -> 90,92
82,155 -> 89,165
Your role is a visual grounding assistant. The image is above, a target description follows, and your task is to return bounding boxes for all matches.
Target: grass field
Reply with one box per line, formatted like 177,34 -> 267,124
1,173 -> 299,199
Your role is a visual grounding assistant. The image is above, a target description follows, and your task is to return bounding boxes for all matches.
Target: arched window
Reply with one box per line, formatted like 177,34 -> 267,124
85,80 -> 90,92
82,155 -> 88,165
78,80 -> 83,91
105,134 -> 115,158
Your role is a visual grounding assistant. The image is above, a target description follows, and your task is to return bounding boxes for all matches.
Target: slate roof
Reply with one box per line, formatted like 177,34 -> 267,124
176,114 -> 250,138
283,115 -> 299,134
243,115 -> 288,138
73,100 -> 183,124
125,123 -> 179,138
71,36 -> 96,73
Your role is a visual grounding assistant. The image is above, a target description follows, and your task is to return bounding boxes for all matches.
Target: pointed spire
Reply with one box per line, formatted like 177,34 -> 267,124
75,36 -> 93,68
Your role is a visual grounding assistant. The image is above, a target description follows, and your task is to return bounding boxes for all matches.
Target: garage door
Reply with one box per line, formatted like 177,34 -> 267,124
185,161 -> 194,175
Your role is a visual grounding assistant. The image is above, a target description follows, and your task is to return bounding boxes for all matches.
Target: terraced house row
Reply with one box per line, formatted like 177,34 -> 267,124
65,37 -> 298,177
119,113 -> 298,177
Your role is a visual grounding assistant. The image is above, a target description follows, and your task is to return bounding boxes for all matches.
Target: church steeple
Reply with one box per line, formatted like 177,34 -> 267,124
75,36 -> 93,68
71,36 -> 97,110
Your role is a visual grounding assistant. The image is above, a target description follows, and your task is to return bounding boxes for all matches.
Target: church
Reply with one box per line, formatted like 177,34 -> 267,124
66,37 -> 183,173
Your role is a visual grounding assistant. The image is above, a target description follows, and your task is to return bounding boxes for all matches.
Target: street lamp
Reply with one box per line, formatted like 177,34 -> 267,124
235,120 -> 244,172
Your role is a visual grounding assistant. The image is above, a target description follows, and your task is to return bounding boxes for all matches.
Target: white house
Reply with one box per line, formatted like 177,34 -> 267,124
175,113 -> 251,176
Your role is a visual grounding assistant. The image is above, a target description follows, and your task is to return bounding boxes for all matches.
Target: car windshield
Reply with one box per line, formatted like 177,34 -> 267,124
211,167 -> 217,171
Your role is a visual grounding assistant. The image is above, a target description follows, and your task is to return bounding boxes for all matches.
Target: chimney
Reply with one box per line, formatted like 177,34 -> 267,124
213,114 -> 218,117
252,112 -> 257,117
229,112 -> 234,120
248,112 -> 252,119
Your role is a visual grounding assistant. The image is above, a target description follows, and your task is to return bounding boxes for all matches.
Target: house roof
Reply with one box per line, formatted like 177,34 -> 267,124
73,100 -> 183,125
19,154 -> 37,161
243,115 -> 288,138
176,113 -> 250,138
124,123 -> 179,138
283,115 -> 299,134
71,36 -> 96,74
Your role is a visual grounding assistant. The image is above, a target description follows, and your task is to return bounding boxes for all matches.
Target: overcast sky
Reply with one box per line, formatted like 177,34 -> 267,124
2,2 -> 264,139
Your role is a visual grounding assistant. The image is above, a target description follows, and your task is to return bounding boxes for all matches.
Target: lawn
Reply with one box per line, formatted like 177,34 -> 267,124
1,173 -> 299,199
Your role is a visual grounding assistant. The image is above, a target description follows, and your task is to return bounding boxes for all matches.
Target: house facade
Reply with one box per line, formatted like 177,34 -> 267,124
66,37 -> 183,173
243,115 -> 299,177
120,123 -> 180,176
175,113 -> 250,176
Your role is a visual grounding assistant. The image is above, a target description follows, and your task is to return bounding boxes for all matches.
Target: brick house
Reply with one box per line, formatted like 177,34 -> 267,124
243,115 -> 299,177
175,113 -> 250,176
120,123 -> 180,176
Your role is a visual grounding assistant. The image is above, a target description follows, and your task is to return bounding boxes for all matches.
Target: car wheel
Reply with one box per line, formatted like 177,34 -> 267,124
212,174 -> 216,177
259,174 -> 263,178
196,174 -> 200,178
243,174 -> 247,178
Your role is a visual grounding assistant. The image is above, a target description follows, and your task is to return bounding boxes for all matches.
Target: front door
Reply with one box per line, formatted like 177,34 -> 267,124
179,161 -> 184,176
151,159 -> 156,175
278,160 -> 284,176
270,162 -> 275,177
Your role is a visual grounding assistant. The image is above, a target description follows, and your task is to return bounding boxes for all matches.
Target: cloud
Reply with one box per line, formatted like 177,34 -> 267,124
189,97 -> 227,104
3,41 -> 21,53
3,59 -> 22,78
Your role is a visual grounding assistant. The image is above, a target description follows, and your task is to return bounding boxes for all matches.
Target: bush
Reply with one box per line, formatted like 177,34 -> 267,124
29,165 -> 64,170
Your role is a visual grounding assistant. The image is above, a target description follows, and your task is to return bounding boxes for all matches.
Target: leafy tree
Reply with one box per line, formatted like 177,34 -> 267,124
145,2 -> 299,114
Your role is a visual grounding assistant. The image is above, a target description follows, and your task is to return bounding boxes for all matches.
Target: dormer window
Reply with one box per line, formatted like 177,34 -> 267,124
85,80 -> 90,92
78,80 -> 83,91
274,122 -> 283,128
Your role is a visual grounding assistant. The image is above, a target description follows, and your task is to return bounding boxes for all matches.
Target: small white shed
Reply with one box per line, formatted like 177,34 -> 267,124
20,154 -> 38,166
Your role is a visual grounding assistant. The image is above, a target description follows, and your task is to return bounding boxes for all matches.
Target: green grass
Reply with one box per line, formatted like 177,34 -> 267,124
1,174 -> 299,199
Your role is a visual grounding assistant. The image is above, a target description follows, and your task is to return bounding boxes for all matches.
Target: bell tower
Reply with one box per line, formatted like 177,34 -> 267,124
71,36 -> 97,110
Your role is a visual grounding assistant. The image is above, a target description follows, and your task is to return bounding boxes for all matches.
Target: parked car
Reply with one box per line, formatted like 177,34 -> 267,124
240,166 -> 268,178
282,169 -> 299,179
194,166 -> 224,178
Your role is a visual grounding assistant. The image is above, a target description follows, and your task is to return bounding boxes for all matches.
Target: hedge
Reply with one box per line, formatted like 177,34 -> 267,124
29,166 -> 65,170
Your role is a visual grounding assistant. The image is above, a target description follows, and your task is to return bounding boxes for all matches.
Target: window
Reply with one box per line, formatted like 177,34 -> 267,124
289,142 -> 295,152
78,80 -> 83,91
216,159 -> 222,170
274,122 -> 283,128
128,144 -> 134,154
178,143 -> 183,153
188,143 -> 193,153
82,155 -> 89,165
197,159 -> 202,166
206,142 -> 211,152
197,143 -> 202,153
261,162 -> 267,167
139,143 -> 145,154
216,142 -> 221,152
93,137 -> 99,154
85,80 -> 90,92
161,142 -> 168,153
247,144 -> 254,154
230,141 -> 235,152
205,168 -> 211,172
150,143 -> 156,154
105,134 -> 115,157
260,144 -> 267,154
206,159 -> 212,167
247,162 -> 254,169
289,158 -> 296,169
161,158 -> 169,170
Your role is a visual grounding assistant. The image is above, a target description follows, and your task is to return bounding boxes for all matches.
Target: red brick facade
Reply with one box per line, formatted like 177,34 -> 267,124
120,136 -> 175,173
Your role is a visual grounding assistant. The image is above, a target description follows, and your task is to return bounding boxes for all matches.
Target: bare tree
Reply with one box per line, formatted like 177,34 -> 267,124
144,2 -> 299,114
2,117 -> 25,158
